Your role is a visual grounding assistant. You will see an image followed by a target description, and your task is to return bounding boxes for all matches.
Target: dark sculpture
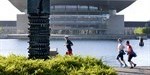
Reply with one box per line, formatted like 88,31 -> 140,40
139,37 -> 144,47
27,0 -> 50,59
37,0 -> 43,14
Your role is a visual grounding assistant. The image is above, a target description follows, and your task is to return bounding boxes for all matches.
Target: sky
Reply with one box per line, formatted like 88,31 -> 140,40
118,0 -> 150,21
0,0 -> 23,21
0,0 -> 150,21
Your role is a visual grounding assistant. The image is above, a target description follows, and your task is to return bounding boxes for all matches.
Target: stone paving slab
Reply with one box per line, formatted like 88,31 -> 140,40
114,66 -> 150,75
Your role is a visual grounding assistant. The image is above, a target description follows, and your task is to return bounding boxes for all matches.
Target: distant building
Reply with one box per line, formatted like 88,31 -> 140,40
124,21 -> 150,35
9,0 -> 136,36
0,21 -> 16,34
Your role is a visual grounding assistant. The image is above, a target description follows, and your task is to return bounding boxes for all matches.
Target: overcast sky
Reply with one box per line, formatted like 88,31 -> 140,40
118,0 -> 150,21
0,0 -> 23,21
0,0 -> 150,21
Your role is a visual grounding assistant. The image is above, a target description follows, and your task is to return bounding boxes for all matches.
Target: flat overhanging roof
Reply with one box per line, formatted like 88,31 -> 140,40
9,0 -> 136,12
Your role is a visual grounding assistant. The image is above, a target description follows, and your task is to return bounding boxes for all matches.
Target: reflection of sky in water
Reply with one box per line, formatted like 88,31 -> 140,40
0,39 -> 150,66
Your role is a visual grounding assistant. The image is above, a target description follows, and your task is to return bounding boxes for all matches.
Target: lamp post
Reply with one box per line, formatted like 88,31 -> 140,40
27,0 -> 50,59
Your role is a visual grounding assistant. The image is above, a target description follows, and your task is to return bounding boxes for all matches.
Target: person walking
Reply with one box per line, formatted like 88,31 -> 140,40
126,41 -> 137,69
64,35 -> 73,55
116,38 -> 128,67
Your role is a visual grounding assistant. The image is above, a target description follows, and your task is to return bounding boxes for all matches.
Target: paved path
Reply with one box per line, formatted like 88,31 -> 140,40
115,66 -> 150,75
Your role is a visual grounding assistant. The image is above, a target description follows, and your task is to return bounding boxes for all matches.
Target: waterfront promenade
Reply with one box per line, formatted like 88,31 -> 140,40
115,66 -> 150,75
0,34 -> 137,40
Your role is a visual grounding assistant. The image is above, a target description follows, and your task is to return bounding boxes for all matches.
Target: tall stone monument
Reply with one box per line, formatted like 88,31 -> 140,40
27,0 -> 50,59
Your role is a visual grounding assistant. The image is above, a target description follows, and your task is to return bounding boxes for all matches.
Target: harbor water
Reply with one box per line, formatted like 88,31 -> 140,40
0,39 -> 150,67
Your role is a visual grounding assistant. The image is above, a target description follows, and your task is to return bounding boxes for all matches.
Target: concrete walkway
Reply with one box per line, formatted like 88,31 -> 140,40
115,66 -> 150,75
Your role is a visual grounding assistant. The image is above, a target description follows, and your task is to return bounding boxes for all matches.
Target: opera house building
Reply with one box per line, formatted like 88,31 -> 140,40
9,0 -> 136,36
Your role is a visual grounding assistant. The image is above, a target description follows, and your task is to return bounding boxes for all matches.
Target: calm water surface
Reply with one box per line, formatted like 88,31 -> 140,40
0,39 -> 150,66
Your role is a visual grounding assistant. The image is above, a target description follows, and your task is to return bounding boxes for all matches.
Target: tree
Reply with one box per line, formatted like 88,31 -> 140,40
134,27 -> 145,35
0,26 -> 3,34
134,27 -> 150,36
143,27 -> 150,34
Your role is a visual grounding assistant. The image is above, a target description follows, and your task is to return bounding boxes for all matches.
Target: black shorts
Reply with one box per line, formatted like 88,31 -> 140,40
128,54 -> 133,62
117,53 -> 124,61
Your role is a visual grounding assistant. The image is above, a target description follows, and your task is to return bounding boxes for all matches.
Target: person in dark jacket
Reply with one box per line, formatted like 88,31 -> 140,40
64,35 -> 73,55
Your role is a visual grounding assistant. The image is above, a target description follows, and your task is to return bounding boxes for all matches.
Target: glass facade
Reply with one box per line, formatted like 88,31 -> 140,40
49,5 -> 110,35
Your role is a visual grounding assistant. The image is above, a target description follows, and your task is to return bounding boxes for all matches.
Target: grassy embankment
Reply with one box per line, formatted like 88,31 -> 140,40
0,54 -> 117,75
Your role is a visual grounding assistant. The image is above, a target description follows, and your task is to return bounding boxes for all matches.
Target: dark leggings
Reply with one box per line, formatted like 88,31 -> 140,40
66,45 -> 72,50
66,45 -> 72,55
